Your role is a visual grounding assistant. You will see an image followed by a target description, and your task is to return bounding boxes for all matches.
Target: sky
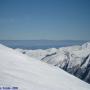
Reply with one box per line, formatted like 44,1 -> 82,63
0,0 -> 90,40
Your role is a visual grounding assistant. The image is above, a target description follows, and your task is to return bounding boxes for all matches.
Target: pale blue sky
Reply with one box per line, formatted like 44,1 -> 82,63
0,0 -> 90,40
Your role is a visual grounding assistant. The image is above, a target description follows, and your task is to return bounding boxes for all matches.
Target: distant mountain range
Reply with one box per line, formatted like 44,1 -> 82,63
0,40 -> 89,49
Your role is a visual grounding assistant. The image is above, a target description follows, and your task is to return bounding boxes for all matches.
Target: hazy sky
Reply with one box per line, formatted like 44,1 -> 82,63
0,0 -> 90,40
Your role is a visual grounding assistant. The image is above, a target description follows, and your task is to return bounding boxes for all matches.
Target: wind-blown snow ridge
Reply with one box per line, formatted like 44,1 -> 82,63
16,42 -> 90,84
0,44 -> 90,90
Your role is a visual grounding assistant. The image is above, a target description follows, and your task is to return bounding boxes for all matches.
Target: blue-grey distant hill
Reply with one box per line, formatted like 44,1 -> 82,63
0,40 -> 89,49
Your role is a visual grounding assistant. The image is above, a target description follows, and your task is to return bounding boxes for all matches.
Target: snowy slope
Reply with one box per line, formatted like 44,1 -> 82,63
16,48 -> 57,60
41,42 -> 90,83
16,42 -> 90,83
0,44 -> 90,90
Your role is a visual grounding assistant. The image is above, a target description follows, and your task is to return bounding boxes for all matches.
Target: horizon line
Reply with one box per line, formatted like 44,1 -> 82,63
0,39 -> 90,41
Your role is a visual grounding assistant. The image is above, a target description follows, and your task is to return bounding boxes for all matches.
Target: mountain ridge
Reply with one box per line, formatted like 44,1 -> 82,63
16,42 -> 90,84
0,44 -> 90,90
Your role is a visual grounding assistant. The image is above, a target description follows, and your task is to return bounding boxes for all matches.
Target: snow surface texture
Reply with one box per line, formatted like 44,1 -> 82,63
16,42 -> 90,84
0,44 -> 90,90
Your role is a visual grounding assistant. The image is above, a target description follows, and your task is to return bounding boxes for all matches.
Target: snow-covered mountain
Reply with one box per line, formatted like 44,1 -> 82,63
0,44 -> 90,90
16,42 -> 90,84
